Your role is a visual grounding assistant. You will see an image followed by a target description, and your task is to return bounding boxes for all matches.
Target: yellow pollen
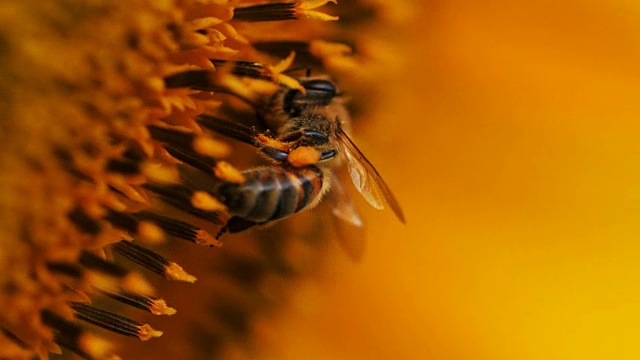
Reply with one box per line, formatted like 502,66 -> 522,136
288,146 -> 322,167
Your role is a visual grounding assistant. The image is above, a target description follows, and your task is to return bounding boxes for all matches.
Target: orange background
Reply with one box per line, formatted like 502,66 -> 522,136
272,1 -> 640,359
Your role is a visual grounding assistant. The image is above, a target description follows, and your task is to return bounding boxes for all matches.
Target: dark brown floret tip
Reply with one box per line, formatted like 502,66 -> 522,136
233,2 -> 297,22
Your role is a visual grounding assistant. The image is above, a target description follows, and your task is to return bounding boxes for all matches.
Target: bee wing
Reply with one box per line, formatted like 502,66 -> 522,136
326,174 -> 366,261
328,173 -> 363,228
337,129 -> 406,223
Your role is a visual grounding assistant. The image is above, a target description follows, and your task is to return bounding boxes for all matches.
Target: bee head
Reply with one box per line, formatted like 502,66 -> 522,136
276,113 -> 339,162
268,78 -> 344,163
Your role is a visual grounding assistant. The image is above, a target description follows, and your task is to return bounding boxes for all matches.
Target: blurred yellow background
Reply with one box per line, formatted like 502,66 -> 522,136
271,1 -> 640,359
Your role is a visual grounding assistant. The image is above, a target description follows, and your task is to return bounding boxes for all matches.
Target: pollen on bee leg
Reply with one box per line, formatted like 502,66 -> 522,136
191,191 -> 226,212
214,161 -> 246,183
288,146 -> 322,167
256,134 -> 290,151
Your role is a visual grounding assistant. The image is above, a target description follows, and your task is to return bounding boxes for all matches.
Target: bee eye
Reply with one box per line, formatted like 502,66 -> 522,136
282,80 -> 338,117
302,80 -> 336,98
301,80 -> 337,106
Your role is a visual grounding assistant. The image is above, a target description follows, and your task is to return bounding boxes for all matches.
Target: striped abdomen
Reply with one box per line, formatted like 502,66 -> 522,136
217,166 -> 324,222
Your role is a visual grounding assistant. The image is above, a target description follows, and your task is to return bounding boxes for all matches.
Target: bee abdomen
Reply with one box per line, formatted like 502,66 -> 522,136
217,166 -> 323,222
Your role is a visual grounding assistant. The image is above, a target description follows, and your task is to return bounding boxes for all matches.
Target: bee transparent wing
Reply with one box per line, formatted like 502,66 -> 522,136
328,173 -> 363,227
337,129 -> 406,223
326,174 -> 366,261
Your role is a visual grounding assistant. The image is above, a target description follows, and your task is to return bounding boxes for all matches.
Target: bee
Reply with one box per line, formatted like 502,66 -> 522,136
195,62 -> 405,243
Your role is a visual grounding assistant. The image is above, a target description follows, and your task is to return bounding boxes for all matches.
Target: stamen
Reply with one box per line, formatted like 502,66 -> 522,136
196,114 -> 257,146
78,252 -> 128,278
103,210 -> 165,244
210,59 -> 269,79
143,183 -> 223,224
46,262 -> 84,279
0,327 -> 30,350
253,41 -> 316,63
70,303 -> 163,341
41,310 -> 114,359
163,70 -> 257,104
163,145 -> 218,175
111,241 -> 197,283
134,211 -> 221,247
233,2 -> 297,22
164,69 -> 217,90
148,126 -> 197,151
67,207 -> 102,236
149,125 -> 230,175
100,289 -> 176,316
78,251 -> 155,295
103,210 -> 139,235
105,158 -> 141,175
213,161 -> 246,183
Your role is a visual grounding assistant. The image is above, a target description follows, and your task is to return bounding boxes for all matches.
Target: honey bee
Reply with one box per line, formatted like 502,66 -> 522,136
196,63 -> 405,243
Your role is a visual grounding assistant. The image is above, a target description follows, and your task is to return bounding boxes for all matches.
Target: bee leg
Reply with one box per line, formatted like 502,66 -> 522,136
227,217 -> 261,233
260,146 -> 289,162
254,133 -> 292,162
216,217 -> 261,239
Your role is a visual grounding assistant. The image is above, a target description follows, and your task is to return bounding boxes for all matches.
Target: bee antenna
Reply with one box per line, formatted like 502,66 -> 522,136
282,65 -> 312,77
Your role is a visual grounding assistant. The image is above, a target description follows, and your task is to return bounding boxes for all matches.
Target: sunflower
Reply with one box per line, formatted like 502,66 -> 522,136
0,0 -> 405,359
